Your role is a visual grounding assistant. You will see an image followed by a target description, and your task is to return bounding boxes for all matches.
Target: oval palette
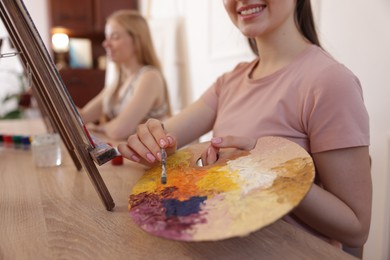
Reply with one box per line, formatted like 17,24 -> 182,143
128,136 -> 315,241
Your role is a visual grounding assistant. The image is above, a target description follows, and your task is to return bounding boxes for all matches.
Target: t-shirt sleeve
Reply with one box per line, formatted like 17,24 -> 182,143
200,73 -> 225,112
305,64 -> 370,153
200,62 -> 250,112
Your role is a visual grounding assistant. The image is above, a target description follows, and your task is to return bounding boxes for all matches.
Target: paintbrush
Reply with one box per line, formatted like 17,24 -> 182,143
161,148 -> 167,184
88,134 -> 120,165
81,124 -> 120,165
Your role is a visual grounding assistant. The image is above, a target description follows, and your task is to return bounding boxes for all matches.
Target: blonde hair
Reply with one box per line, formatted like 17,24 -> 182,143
107,9 -> 162,70
103,10 -> 171,120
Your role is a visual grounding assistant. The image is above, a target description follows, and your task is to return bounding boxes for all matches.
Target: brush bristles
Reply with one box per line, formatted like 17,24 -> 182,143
89,143 -> 120,165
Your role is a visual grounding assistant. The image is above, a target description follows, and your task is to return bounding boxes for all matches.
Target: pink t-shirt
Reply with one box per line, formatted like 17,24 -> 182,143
201,45 -> 369,154
201,45 -> 369,245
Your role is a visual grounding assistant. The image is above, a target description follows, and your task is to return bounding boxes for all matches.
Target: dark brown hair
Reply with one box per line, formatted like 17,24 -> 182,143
248,0 -> 320,56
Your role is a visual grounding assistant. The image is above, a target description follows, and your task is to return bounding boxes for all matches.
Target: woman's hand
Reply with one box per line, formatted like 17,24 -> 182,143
118,119 -> 177,166
200,135 -> 257,166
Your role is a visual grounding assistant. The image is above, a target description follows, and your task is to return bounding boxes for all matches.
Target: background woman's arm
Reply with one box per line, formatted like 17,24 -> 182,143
79,90 -> 105,124
102,69 -> 172,140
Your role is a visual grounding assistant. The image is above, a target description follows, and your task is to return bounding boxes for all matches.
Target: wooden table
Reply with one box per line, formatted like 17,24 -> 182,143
0,119 -> 356,260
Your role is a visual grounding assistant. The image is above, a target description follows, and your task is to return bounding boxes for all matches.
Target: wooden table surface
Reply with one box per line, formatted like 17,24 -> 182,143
0,119 -> 356,260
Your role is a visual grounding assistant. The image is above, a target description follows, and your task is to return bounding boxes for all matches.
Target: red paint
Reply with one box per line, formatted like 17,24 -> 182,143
3,135 -> 13,148
107,143 -> 123,166
111,155 -> 123,165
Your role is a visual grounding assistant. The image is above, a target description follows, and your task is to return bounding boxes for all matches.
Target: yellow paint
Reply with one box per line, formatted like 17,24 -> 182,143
131,150 -> 240,201
196,166 -> 240,196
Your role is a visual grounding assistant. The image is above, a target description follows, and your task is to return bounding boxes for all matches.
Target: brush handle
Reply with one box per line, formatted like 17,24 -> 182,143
161,148 -> 167,184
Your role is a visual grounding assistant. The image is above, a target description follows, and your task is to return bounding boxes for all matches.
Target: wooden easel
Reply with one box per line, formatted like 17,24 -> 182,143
0,0 -> 116,211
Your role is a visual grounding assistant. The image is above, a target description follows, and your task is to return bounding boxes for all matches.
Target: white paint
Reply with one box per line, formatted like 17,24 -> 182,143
224,155 -> 276,195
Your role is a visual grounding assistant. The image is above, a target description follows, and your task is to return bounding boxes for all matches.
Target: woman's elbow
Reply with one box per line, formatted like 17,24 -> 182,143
343,220 -> 371,248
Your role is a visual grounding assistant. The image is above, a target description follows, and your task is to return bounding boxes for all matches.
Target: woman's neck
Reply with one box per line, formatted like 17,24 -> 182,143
120,60 -> 143,79
252,18 -> 311,79
251,24 -> 311,79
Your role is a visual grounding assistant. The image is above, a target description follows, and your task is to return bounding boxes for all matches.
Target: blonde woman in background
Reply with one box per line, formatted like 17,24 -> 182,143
79,10 -> 171,140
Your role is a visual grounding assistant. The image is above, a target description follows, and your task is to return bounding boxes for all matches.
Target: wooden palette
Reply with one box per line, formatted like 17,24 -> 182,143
128,136 -> 314,241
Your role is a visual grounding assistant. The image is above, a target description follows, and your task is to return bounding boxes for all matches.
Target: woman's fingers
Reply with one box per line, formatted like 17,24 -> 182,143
117,143 -> 144,165
206,146 -> 219,165
198,135 -> 256,166
141,119 -> 177,159
135,121 -> 163,162
200,145 -> 220,166
211,135 -> 256,150
118,119 -> 177,165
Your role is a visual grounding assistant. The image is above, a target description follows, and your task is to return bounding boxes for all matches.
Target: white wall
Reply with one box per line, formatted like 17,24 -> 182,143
24,0 -> 50,47
141,0 -> 254,143
0,0 -> 49,116
0,0 -> 49,52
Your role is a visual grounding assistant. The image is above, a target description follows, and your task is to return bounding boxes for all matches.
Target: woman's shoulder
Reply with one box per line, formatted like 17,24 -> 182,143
138,65 -> 160,75
136,65 -> 164,81
304,46 -> 356,76
295,46 -> 363,100
299,46 -> 360,86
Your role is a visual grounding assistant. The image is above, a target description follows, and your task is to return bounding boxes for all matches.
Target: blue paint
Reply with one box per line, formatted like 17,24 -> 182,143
163,196 -> 207,217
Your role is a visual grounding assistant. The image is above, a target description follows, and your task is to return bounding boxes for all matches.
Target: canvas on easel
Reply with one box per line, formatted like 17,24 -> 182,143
0,0 -> 117,211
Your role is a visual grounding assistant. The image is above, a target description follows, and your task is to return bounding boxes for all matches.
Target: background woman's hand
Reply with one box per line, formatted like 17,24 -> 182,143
200,135 -> 257,166
118,119 -> 177,166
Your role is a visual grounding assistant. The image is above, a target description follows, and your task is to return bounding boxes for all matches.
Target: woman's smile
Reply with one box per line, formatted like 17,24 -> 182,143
237,4 -> 266,21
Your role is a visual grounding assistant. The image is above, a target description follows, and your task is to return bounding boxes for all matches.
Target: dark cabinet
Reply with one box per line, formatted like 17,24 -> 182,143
49,0 -> 94,34
60,69 -> 105,108
49,0 -> 138,35
94,0 -> 138,32
48,0 -> 138,107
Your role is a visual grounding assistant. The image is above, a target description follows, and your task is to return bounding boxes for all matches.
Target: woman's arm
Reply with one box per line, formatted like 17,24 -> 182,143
118,99 -> 217,165
293,146 -> 372,247
203,137 -> 372,247
164,99 -> 217,148
79,90 -> 105,124
101,69 -> 165,140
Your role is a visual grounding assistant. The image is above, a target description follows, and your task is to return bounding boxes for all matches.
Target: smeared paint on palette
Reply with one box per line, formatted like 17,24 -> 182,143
129,136 -> 314,241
